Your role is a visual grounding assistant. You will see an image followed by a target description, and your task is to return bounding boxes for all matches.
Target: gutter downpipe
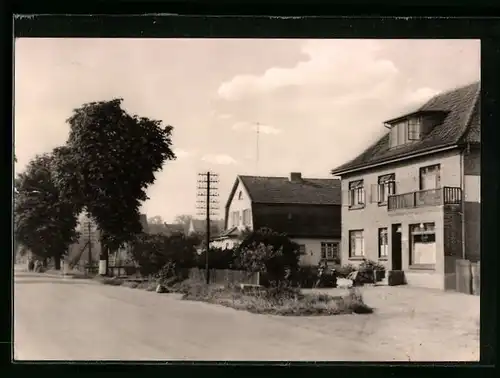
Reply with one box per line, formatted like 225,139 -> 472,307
460,144 -> 469,260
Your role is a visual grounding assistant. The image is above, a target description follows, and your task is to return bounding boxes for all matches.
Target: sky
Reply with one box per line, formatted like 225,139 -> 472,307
14,38 -> 480,223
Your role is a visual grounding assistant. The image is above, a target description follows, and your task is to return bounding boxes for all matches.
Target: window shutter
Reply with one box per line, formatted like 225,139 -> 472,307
345,189 -> 352,207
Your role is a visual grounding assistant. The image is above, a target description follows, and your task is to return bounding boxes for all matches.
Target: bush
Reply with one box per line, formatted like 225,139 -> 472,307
336,264 -> 357,278
129,233 -> 199,276
236,228 -> 301,284
356,259 -> 386,284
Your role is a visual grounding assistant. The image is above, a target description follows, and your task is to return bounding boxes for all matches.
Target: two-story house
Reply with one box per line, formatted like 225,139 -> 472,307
330,82 -> 480,290
213,172 -> 342,266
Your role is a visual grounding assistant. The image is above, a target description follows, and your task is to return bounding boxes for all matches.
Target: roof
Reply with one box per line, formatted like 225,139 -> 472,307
190,219 -> 224,235
235,175 -> 341,205
147,223 -> 186,236
331,81 -> 480,175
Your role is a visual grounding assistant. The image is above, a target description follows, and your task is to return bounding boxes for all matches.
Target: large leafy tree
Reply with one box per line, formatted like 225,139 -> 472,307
54,99 -> 175,273
14,153 -> 80,269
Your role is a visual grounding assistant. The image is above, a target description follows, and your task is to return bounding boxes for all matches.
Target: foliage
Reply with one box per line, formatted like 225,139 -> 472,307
356,259 -> 386,284
14,153 -> 80,267
54,99 -> 176,252
336,264 -> 357,278
129,233 -> 198,276
195,247 -> 238,270
181,280 -> 373,316
148,216 -> 164,225
235,227 -> 301,284
174,214 -> 193,228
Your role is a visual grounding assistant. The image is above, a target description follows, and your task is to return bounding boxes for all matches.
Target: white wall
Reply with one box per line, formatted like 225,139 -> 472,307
226,178 -> 253,230
292,237 -> 341,266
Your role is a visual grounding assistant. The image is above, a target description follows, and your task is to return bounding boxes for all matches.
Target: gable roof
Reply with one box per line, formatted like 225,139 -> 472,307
331,81 -> 480,175
232,175 -> 341,206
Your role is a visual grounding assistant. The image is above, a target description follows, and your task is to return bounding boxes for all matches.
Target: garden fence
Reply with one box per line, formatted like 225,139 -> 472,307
189,268 -> 259,285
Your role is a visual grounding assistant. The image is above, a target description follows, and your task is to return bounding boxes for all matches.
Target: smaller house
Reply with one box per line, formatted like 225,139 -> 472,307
147,222 -> 186,236
188,218 -> 224,237
217,172 -> 342,266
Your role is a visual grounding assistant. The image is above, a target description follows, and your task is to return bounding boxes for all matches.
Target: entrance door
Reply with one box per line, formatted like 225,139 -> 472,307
391,224 -> 403,271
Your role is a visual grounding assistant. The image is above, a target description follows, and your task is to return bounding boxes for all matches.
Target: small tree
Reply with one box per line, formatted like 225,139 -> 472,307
235,227 -> 301,284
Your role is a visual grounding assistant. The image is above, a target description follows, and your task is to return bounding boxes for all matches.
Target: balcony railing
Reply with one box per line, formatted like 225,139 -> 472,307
387,187 -> 462,211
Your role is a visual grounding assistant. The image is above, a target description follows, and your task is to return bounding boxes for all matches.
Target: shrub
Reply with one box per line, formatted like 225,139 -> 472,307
336,264 -> 357,278
129,233 -> 199,276
235,228 -> 301,285
357,259 -> 386,284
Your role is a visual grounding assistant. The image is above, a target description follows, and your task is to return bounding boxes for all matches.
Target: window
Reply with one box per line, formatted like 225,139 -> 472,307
408,117 -> 422,140
321,242 -> 339,261
419,164 -> 441,190
378,174 -> 396,205
348,180 -> 365,208
238,191 -> 243,200
232,211 -> 240,227
349,230 -> 365,258
409,223 -> 436,267
298,244 -> 306,256
389,117 -> 422,148
378,228 -> 389,259
242,209 -> 251,226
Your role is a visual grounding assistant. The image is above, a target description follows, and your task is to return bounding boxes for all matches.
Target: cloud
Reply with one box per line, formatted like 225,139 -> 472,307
217,40 -> 398,101
404,87 -> 440,105
217,113 -> 232,120
232,121 -> 282,135
173,148 -> 193,159
201,154 -> 238,165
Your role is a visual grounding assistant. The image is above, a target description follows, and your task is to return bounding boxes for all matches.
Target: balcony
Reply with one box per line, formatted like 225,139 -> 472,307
387,187 -> 462,212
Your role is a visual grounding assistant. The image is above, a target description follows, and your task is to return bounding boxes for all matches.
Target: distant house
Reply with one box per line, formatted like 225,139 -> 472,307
188,218 -> 224,237
147,222 -> 186,236
215,172 -> 342,266
330,82 -> 480,290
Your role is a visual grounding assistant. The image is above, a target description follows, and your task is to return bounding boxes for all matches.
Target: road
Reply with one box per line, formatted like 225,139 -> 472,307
14,268 -> 479,361
14,269 -> 395,361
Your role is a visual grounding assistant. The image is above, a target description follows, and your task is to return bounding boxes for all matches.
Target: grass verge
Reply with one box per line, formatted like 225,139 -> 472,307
180,281 -> 373,316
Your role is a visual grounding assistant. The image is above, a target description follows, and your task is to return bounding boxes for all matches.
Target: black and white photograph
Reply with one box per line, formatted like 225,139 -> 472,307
13,37 -> 480,361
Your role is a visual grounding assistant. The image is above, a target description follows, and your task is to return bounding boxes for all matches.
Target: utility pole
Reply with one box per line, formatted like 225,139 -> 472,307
197,172 -> 219,284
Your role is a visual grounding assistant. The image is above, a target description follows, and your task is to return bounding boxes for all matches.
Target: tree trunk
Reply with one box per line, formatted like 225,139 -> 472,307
99,243 -> 108,276
54,256 -> 61,270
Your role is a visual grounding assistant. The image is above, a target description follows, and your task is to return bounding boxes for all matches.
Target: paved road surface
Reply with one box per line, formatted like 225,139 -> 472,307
14,268 -> 479,361
14,269 -> 397,361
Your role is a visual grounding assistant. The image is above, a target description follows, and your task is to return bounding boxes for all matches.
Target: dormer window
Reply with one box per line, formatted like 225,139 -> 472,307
389,116 -> 422,148
238,191 -> 243,200
408,117 -> 422,140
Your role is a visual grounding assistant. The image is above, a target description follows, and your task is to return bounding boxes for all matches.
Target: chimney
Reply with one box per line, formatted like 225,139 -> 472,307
289,172 -> 302,182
